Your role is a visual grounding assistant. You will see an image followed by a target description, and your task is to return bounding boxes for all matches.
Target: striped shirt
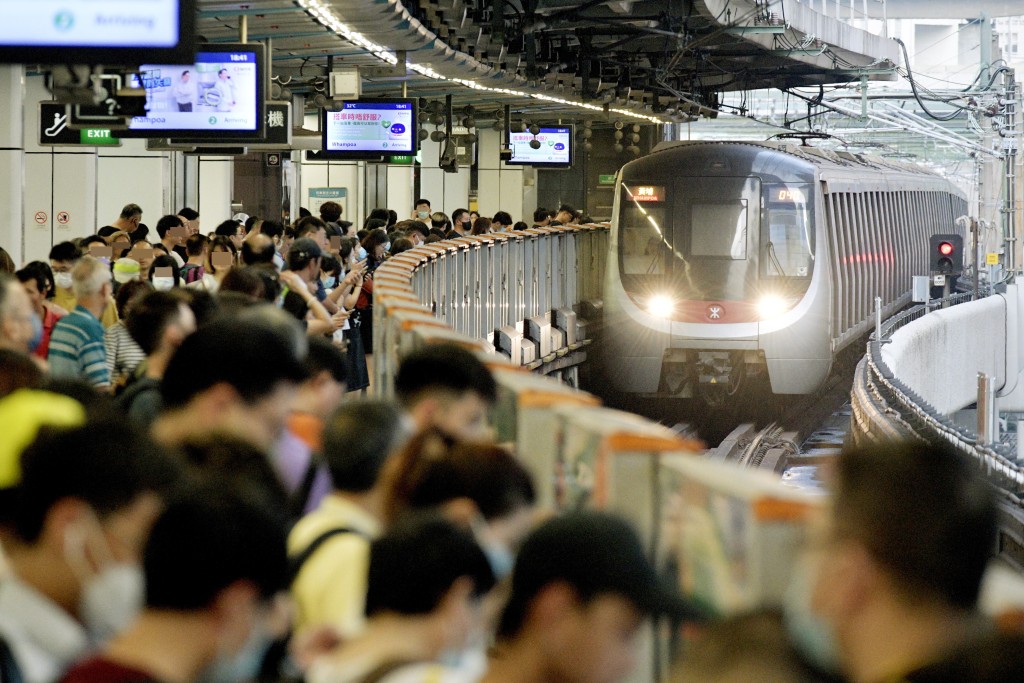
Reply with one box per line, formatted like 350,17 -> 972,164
48,306 -> 110,388
104,322 -> 147,381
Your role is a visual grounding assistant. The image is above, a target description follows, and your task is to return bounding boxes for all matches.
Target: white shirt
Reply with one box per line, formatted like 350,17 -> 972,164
0,574 -> 90,683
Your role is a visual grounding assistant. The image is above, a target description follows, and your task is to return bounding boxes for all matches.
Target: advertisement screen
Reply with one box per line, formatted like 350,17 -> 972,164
322,100 -> 417,157
124,45 -> 263,138
507,126 -> 573,166
0,0 -> 194,63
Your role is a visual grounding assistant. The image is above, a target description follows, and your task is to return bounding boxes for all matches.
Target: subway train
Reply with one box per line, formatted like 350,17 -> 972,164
601,140 -> 968,401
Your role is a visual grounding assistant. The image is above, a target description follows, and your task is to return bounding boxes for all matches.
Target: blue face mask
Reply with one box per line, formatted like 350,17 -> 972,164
322,275 -> 336,289
383,241 -> 392,253
357,246 -> 368,261
196,623 -> 272,683
782,555 -> 842,673
482,541 -> 515,580
28,312 -> 43,353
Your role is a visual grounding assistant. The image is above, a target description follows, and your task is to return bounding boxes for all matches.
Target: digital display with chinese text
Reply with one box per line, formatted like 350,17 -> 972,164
323,100 -> 417,155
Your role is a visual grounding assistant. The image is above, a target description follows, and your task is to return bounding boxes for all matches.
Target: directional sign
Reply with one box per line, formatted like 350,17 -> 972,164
39,102 -> 121,147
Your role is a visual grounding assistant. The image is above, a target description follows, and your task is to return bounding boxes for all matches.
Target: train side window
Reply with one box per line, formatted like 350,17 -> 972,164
764,184 -> 814,278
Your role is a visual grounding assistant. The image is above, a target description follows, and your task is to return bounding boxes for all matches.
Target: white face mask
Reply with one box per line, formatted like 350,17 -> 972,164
782,554 -> 841,673
357,246 -> 367,261
54,272 -> 73,290
196,621 -> 273,683
152,277 -> 175,291
80,564 -> 146,643
64,518 -> 145,643
383,241 -> 391,253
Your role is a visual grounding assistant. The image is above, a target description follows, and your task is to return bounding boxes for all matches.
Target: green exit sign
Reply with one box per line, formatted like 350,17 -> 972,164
389,155 -> 414,165
80,129 -> 118,145
598,173 -> 616,185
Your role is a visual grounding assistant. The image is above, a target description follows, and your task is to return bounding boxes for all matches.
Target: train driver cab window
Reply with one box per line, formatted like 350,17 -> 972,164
620,184 -> 668,276
764,184 -> 814,278
690,201 -> 747,259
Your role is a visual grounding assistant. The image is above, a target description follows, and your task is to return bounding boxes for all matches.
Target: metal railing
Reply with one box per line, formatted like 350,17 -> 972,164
370,224 -> 609,393
852,291 -> 1024,505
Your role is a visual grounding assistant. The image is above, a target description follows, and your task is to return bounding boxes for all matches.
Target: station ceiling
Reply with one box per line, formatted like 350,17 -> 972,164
196,0 -> 900,124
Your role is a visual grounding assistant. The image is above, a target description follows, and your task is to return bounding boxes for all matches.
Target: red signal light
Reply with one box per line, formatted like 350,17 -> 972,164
939,242 -> 954,256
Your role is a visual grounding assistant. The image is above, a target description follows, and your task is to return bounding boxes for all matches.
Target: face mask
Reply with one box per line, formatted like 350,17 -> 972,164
28,312 -> 43,352
482,541 -> 515,580
152,277 -> 175,291
80,564 -> 146,643
322,275 -> 336,289
357,246 -> 367,261
197,622 -> 273,683
418,210 -> 430,219
272,252 -> 285,271
383,242 -> 391,253
782,555 -> 841,673
461,220 -> 472,231
54,272 -> 73,290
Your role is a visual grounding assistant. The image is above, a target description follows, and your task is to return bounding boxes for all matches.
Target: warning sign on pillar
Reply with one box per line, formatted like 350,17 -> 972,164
34,211 -> 47,225
57,211 -> 70,225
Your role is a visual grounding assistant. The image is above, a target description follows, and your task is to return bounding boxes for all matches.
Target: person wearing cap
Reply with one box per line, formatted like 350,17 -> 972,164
482,511 -> 698,683
150,312 -> 309,450
281,237 -> 344,337
111,257 -> 140,291
47,257 -> 113,389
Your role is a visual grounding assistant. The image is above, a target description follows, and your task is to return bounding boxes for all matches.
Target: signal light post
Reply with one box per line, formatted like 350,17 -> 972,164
929,233 -> 963,302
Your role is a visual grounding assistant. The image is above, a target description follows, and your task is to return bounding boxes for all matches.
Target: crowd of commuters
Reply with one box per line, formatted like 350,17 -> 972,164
0,198 -> 1023,683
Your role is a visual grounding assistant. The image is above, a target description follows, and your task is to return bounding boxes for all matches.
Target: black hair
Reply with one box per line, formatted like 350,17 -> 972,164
383,431 -> 535,525
287,237 -> 322,272
512,221 -> 528,232
126,290 -> 188,355
306,334 -> 347,385
213,220 -> 242,238
97,226 -> 119,239
14,420 -> 182,543
185,233 -> 209,257
241,236 -> 276,266
114,279 -> 154,320
451,208 -> 470,224
533,208 -> 550,224
322,400 -> 406,493
367,208 -> 390,224
156,214 -> 185,240
493,211 -> 513,227
394,343 -> 497,407
298,207 -> 312,219
414,198 -> 431,209
79,235 -> 107,249
161,316 -> 307,409
361,228 -> 390,256
176,435 -> 290,516
319,202 -> 342,223
143,485 -> 287,610
295,217 -> 328,240
833,440 -> 996,609
261,220 -> 284,241
387,210 -> 398,228
49,241 -> 81,263
218,266 -> 265,300
244,216 -> 259,234
390,237 -> 415,256
15,261 -> 55,299
150,255 -> 181,287
0,349 -> 44,399
178,207 -> 199,221
407,221 -> 429,239
365,514 -> 495,617
363,218 -> 388,233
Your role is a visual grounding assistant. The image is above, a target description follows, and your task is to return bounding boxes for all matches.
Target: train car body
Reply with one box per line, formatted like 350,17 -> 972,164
602,141 -> 967,398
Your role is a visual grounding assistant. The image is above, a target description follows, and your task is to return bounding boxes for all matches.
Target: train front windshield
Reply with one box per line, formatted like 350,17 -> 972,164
618,178 -> 813,308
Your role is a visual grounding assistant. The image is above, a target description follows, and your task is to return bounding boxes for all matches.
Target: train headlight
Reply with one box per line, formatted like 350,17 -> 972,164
757,294 -> 794,320
646,294 -> 676,319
